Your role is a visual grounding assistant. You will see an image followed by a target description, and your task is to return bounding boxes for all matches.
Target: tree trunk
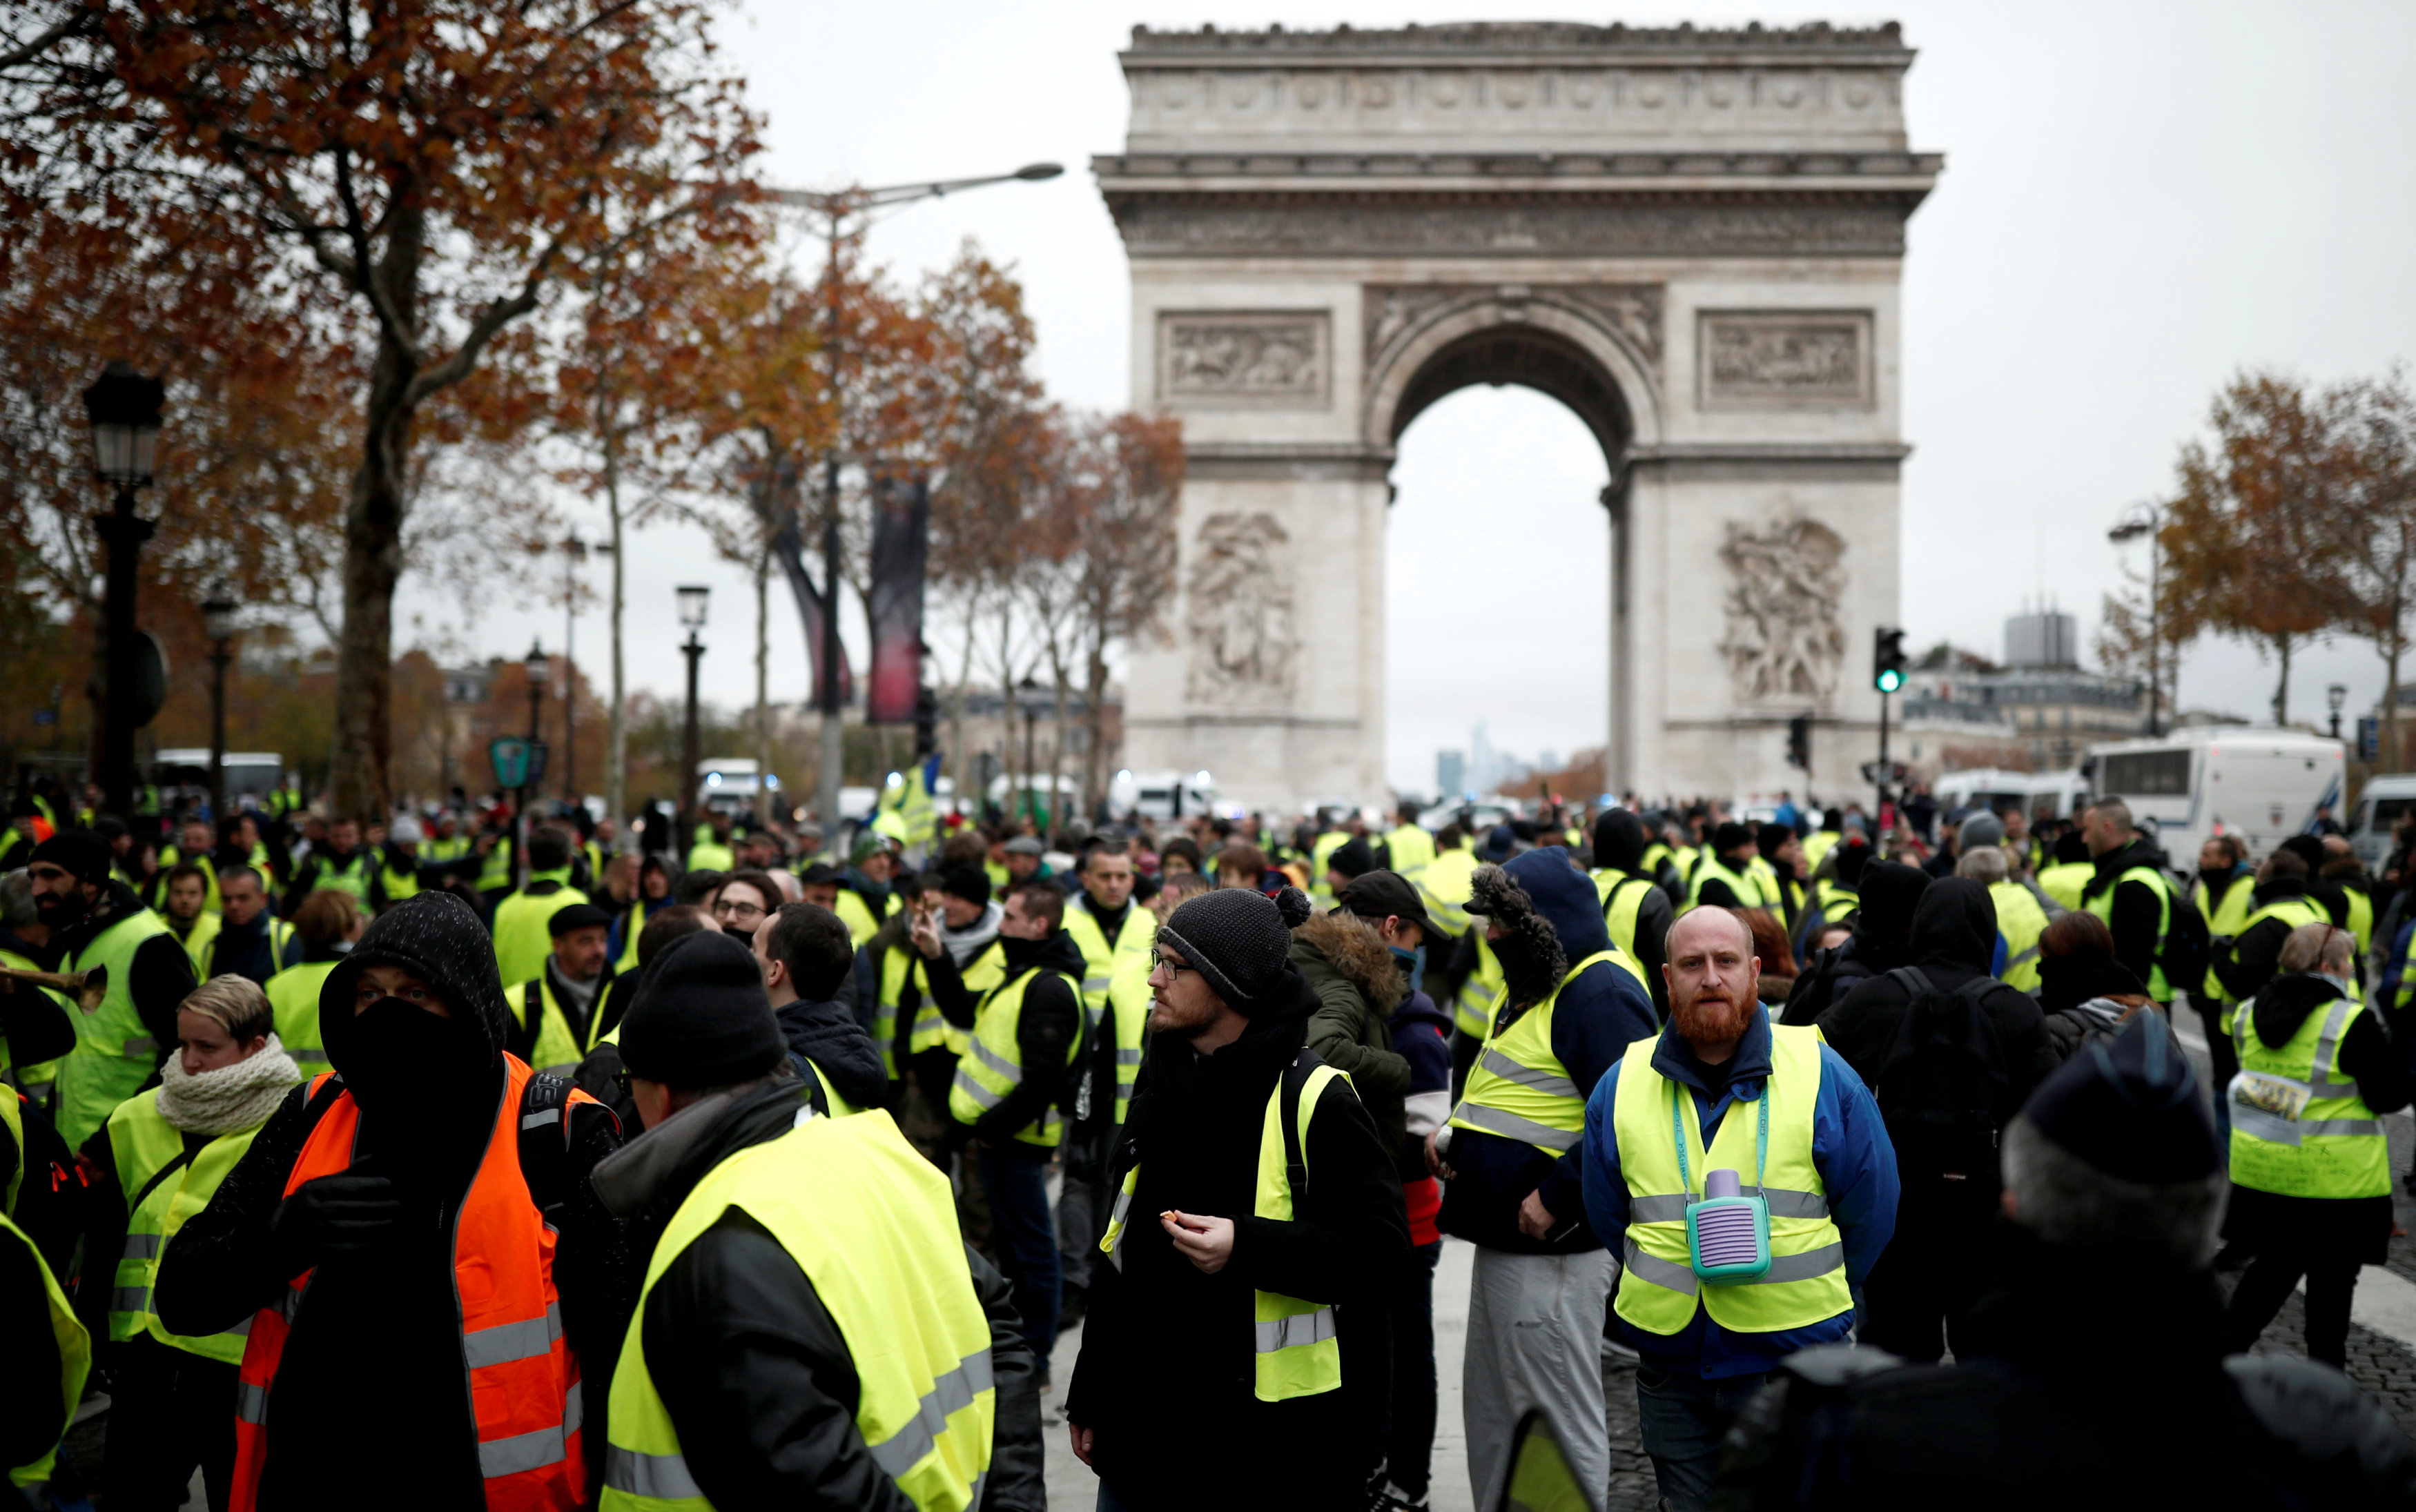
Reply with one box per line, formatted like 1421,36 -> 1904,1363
754,538 -> 772,828
329,204 -> 425,822
1082,624 -> 1109,827
949,589 -> 978,818
2272,635 -> 2294,729
604,427 -> 628,827
2386,634 -> 2402,771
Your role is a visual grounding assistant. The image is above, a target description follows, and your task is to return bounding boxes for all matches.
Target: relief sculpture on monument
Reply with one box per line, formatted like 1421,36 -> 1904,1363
1185,511 -> 1300,704
1718,516 -> 1849,706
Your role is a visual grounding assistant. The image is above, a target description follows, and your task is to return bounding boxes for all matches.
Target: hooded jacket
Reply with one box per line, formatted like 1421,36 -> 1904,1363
590,1078 -> 1046,1511
2082,836 -> 2173,994
772,995 -> 891,1112
926,927 -> 1087,1143
1817,879 -> 2061,1150
1782,861 -> 1929,1027
155,892 -> 632,1511
1295,910 -> 1413,1165
1439,847 -> 1657,1253
1065,969 -> 1405,1509
1593,809 -> 1675,1018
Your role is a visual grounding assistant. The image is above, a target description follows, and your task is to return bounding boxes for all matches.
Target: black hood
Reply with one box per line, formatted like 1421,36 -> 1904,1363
774,997 -> 890,1110
1848,861 -> 1931,973
323,891 -> 510,1069
2037,950 -> 2148,1017
1592,809 -> 1648,873
1004,928 -> 1091,980
2246,972 -> 2348,1051
1909,876 -> 1999,974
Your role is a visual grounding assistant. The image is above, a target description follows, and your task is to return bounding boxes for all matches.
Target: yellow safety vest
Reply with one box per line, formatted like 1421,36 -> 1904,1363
1801,832 -> 1838,872
1452,931 -> 1505,1041
946,963 -> 1083,1148
381,852 -> 420,905
1449,950 -> 1637,1155
0,948 -> 68,1092
1610,1022 -> 1851,1336
2036,862 -> 2093,912
264,961 -> 338,1082
1309,832 -> 1350,912
2341,885 -> 2375,961
685,840 -> 735,874
1060,896 -> 1153,1126
1383,824 -> 1436,876
614,901 -> 648,977
832,887 -> 894,950
3,1206 -> 88,1488
515,975 -> 607,1075
1100,1056 -> 1352,1402
1593,870 -> 1655,967
2082,865 -> 2174,1000
2229,985 -> 2388,1199
602,1108 -> 994,1511
476,838 -> 515,894
1687,857 -> 1772,914
106,1089 -> 277,1364
55,907 -> 179,1150
2192,873 -> 2257,1002
157,846 -> 226,915
489,874 -> 591,992
2220,898 -> 2327,1031
170,910 -> 224,979
306,850 -> 376,905
1988,881 -> 2050,994
1416,847 -> 1478,943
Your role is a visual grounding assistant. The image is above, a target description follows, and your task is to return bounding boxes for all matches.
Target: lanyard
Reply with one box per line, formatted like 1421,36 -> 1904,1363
1670,1074 -> 1769,1199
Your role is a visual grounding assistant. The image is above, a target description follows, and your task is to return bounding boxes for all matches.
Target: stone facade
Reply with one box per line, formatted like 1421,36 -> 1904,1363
1099,21 -> 1941,812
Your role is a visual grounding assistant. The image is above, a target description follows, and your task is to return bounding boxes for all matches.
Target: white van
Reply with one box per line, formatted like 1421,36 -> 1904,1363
2085,728 -> 2344,865
2347,774 -> 2416,872
1936,767 -> 2089,824
1108,769 -> 1218,822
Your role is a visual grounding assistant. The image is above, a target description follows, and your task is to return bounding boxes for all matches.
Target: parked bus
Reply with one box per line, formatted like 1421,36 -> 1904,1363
2084,728 -> 2344,866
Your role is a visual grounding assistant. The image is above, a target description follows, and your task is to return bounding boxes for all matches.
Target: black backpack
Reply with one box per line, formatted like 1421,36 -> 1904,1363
1873,967 -> 2011,1198
2161,885 -> 2212,999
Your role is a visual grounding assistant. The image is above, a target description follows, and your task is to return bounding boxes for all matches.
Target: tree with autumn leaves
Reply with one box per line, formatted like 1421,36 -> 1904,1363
2103,366 -> 2416,763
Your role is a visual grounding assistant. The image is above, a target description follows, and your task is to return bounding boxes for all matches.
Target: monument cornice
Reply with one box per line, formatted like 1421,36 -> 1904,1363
1093,150 -> 1942,190
1122,21 -> 1915,68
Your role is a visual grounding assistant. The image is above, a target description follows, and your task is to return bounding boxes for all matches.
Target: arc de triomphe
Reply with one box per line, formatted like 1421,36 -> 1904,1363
1097,21 -> 1941,812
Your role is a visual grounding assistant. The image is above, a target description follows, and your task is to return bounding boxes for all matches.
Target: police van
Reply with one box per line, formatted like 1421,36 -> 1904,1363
2084,728 -> 2344,865
1936,768 -> 2089,824
2346,773 -> 2416,872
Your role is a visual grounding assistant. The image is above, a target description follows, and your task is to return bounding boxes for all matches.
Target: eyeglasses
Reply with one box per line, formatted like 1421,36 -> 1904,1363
1148,947 -> 1189,980
712,898 -> 766,921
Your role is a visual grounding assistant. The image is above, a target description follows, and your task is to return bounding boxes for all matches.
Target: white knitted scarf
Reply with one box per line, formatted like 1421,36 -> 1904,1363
155,1034 -> 304,1137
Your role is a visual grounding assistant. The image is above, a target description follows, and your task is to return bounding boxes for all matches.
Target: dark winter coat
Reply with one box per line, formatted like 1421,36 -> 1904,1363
1066,970 -> 1405,1511
773,995 -> 890,1112
2221,972 -> 2410,1262
2212,876 -> 2321,1005
1594,809 -> 1677,1017
1817,878 -> 2061,1155
926,929 -> 1087,1143
1437,847 -> 1655,1253
1782,861 -> 1930,1026
2079,837 -> 2172,996
594,1078 -> 1045,1511
1295,910 -> 1413,1167
155,892 -> 631,1512
207,909 -> 283,986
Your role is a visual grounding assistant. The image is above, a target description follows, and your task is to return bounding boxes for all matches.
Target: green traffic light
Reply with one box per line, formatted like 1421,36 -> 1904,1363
1876,669 -> 1904,694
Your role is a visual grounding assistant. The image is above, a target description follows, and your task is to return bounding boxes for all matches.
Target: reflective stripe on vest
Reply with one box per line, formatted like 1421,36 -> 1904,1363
2194,872 -> 2257,1001
231,1061 -> 591,1512
2228,988 -> 2389,1199
1448,950 -> 1632,1156
1989,881 -> 2050,994
56,907 -> 178,1150
1610,1023 -> 1850,1335
946,965 -> 1082,1148
106,1090 -> 277,1364
1416,849 -> 1477,943
603,1107 -> 995,1512
1099,1057 -> 1352,1402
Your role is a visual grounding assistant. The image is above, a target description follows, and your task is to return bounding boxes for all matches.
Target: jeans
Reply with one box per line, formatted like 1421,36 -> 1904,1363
1385,1240 -> 1444,1498
980,1138 -> 1062,1362
2227,1250 -> 2360,1366
1634,1365 -> 1776,1512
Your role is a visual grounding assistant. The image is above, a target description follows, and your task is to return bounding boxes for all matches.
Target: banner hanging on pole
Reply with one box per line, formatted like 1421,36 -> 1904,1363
866,475 -> 929,725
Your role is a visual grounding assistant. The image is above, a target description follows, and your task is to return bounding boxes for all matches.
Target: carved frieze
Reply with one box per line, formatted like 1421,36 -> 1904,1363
1699,310 -> 1873,409
1158,311 -> 1331,408
1719,516 -> 1847,706
1363,281 -> 1664,386
1109,196 -> 1916,259
1186,511 -> 1300,703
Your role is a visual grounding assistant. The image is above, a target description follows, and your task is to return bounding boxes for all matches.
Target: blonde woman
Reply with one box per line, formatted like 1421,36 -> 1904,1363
79,975 -> 299,1510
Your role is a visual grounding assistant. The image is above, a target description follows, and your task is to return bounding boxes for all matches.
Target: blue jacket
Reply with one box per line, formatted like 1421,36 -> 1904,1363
1580,1005 -> 1898,1380
1440,847 -> 1658,1253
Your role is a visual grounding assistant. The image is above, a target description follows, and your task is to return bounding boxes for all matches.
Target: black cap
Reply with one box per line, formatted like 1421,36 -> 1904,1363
1713,821 -> 1755,855
799,861 -> 842,887
548,903 -> 614,938
617,930 -> 787,1091
2279,834 -> 2328,873
1327,836 -> 1378,882
31,828 -> 113,885
1755,823 -> 1793,859
93,815 -> 128,841
2023,1012 -> 2220,1184
942,868 -> 991,907
1480,824 -> 1517,863
1337,870 -> 1443,941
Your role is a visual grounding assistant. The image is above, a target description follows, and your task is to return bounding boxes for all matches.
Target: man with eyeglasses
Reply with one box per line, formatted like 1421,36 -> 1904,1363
710,870 -> 781,935
30,829 -> 198,1148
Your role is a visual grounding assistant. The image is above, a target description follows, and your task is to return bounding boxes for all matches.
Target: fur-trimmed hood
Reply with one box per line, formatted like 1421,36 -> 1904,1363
1468,861 -> 1570,986
1292,909 -> 1402,1007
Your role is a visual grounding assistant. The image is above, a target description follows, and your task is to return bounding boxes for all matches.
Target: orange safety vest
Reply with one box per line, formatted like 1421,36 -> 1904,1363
231,1057 -> 592,1511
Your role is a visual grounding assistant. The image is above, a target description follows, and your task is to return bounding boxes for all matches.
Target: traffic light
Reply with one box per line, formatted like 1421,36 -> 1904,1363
913,685 -> 939,759
1787,715 -> 1811,771
1873,627 -> 1907,694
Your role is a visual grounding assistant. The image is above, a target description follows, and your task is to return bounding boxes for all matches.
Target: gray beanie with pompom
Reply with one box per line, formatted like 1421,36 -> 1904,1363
1156,885 -> 1313,1017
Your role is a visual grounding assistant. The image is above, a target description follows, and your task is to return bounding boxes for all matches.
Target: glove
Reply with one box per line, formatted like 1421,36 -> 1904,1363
272,1161 -> 402,1261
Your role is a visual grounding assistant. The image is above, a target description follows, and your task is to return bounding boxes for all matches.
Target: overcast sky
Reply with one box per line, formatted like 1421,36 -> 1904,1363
399,0 -> 2416,794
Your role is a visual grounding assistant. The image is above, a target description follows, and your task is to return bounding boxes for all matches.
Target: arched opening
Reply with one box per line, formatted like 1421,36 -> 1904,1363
1386,380 -> 1616,798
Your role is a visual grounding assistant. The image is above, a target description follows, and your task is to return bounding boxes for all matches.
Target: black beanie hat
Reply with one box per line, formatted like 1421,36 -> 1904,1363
1713,821 -> 1755,855
943,868 -> 991,907
2023,1012 -> 2219,1184
2278,834 -> 2328,874
1327,836 -> 1377,881
618,929 -> 786,1090
32,828 -> 113,886
1754,823 -> 1793,860
1833,835 -> 1871,885
1156,885 -> 1313,1016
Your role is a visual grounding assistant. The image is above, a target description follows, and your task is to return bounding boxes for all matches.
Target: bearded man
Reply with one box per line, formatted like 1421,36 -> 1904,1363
1579,907 -> 1898,1512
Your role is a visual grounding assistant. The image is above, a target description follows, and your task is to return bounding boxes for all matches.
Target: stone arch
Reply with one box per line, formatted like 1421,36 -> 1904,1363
1361,288 -> 1666,468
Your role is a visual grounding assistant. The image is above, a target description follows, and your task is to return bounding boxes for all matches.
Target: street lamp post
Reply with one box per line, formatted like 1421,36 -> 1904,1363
522,642 -> 547,887
202,585 -> 240,822
2109,503 -> 2164,738
530,532 -> 610,807
772,162 -> 1063,840
677,586 -> 710,849
1016,674 -> 1042,829
81,361 -> 166,820
2329,683 -> 2349,743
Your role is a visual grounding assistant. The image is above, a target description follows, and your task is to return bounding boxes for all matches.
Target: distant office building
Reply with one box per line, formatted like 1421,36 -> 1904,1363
1436,749 -> 1466,795
2005,606 -> 2080,669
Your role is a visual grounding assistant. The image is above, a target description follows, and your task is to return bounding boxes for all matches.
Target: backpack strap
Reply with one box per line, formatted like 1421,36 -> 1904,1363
1885,965 -> 1936,997
1280,1049 -> 1323,1210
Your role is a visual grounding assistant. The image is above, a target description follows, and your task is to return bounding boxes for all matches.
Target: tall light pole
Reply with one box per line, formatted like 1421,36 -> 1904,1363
1016,674 -> 1042,829
2109,503 -> 2164,738
2330,683 -> 2349,743
772,161 -> 1062,839
81,361 -> 166,820
202,585 -> 240,822
677,585 -> 710,848
521,642 -> 547,887
529,532 -> 612,807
